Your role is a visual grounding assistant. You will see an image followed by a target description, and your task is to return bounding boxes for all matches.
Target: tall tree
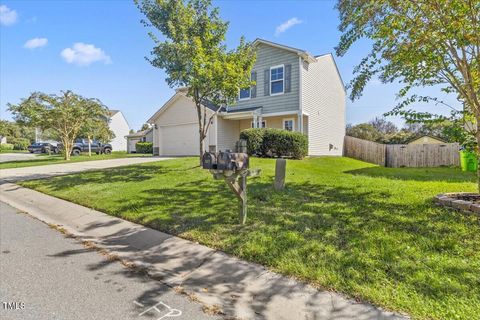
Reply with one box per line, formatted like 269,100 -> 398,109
8,91 -> 111,160
136,0 -> 256,159
336,0 -> 480,188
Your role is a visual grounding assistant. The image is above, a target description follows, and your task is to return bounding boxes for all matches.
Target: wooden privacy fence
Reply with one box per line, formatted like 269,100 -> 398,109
344,136 -> 460,168
343,136 -> 386,166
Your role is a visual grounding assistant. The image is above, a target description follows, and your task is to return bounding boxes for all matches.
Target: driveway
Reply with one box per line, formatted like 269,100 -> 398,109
0,157 -> 172,182
0,153 -> 40,163
0,202 -> 218,320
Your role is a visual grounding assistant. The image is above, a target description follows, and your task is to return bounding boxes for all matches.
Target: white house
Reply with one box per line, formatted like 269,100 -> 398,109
147,39 -> 346,157
125,128 -> 153,153
108,110 -> 130,152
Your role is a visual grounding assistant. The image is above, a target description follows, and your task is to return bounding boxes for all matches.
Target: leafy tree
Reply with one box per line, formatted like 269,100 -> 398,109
139,123 -> 151,131
8,91 -> 111,160
336,0 -> 480,187
79,115 -> 115,156
369,117 -> 398,135
0,120 -> 12,145
346,123 -> 383,142
136,0 -> 256,159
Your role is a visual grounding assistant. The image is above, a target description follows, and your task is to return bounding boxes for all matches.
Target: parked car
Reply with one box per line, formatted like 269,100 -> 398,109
58,139 -> 112,156
27,142 -> 58,154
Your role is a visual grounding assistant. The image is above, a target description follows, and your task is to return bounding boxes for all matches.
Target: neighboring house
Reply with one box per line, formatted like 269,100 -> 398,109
108,110 -> 130,151
408,135 -> 446,145
147,38 -> 346,156
125,128 -> 153,153
0,136 -> 7,144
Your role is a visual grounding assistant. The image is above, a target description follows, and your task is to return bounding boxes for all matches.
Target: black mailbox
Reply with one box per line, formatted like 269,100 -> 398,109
217,151 -> 234,170
203,149 -> 249,172
202,152 -> 217,169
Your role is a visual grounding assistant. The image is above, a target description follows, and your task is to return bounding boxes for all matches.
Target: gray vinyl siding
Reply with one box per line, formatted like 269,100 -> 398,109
301,54 -> 346,156
231,43 -> 300,115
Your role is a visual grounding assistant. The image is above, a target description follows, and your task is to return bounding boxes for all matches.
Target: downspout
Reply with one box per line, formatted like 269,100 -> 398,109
298,56 -> 303,133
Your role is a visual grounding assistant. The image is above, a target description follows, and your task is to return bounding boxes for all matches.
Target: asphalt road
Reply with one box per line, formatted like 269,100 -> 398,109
0,202 -> 219,320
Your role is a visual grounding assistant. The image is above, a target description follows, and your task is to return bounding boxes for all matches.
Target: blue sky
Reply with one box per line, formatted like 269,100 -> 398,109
1,0 -> 456,131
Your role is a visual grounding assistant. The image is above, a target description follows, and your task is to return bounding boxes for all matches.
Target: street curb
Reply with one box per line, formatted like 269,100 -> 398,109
0,182 -> 408,320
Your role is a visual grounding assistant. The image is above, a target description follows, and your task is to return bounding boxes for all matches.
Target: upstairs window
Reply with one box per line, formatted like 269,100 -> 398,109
239,87 -> 251,100
270,65 -> 284,95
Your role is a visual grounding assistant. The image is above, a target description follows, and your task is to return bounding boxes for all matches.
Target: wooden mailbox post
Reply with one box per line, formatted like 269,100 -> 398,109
202,142 -> 260,224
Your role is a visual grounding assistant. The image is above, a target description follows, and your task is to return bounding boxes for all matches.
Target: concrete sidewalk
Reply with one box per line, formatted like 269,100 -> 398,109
0,182 -> 407,320
0,157 -> 170,182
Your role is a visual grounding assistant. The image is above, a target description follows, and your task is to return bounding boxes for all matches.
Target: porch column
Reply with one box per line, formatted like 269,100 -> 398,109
258,115 -> 263,128
253,114 -> 258,128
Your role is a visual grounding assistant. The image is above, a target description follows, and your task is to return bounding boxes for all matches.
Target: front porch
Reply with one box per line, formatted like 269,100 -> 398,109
220,108 -> 308,135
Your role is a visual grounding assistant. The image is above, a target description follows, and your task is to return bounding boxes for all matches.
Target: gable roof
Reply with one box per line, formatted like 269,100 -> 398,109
407,135 -> 447,144
253,38 -> 316,63
125,128 -> 153,138
109,110 -> 120,116
147,89 -> 224,123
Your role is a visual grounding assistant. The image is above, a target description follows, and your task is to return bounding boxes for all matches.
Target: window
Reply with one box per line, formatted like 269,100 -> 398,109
251,120 -> 266,128
270,65 -> 284,95
283,118 -> 294,131
239,87 -> 251,100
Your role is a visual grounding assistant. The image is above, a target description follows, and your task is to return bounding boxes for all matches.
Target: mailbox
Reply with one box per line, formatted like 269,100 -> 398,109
202,152 -> 217,169
203,149 -> 249,172
217,151 -> 234,170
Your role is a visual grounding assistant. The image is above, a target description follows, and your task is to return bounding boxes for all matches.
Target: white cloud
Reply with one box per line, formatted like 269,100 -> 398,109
24,37 -> 48,49
0,5 -> 18,26
275,17 -> 302,37
60,43 -> 112,66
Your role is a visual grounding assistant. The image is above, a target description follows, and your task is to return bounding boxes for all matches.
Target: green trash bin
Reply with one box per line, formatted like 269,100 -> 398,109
460,151 -> 478,172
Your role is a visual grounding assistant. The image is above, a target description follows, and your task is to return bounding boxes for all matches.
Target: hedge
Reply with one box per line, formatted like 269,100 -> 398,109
135,142 -> 153,154
240,128 -> 308,159
10,138 -> 30,150
0,143 -> 14,150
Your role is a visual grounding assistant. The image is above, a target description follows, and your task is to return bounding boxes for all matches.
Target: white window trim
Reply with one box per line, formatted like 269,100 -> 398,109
270,64 -> 284,96
283,118 -> 295,131
251,120 -> 267,128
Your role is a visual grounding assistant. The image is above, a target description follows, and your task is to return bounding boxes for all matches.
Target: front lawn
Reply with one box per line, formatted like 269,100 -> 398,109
0,152 -> 152,169
20,157 -> 479,319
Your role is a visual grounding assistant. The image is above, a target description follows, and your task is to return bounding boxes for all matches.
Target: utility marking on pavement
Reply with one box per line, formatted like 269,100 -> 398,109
134,300 -> 182,319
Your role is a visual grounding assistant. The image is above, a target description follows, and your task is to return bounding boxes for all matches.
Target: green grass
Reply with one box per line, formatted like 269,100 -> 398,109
20,157 -> 479,319
0,149 -> 30,153
0,152 -> 152,169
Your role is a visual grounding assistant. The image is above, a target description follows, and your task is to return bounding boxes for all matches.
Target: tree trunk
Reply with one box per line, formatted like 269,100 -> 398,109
62,138 -> 72,161
476,118 -> 480,193
199,130 -> 204,165
88,136 -> 92,157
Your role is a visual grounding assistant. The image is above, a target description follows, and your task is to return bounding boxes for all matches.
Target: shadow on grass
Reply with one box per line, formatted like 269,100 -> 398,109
34,163 -> 479,318
345,166 -> 475,183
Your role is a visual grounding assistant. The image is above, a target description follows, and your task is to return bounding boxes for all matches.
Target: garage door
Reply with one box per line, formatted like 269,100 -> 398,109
160,123 -> 199,156
128,138 -> 140,153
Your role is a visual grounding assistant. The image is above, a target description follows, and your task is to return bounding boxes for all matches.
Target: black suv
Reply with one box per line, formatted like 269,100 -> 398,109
27,142 -> 58,154
58,139 -> 112,156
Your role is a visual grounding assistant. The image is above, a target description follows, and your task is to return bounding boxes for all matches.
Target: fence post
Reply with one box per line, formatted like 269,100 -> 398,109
274,159 -> 286,190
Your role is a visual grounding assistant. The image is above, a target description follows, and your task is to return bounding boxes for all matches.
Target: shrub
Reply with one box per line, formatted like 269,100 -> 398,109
0,143 -> 14,150
135,142 -> 153,154
240,128 -> 308,159
10,138 -> 30,150
239,128 -> 265,156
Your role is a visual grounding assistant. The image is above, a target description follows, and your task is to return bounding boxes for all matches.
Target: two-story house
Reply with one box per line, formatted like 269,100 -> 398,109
147,39 -> 346,156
